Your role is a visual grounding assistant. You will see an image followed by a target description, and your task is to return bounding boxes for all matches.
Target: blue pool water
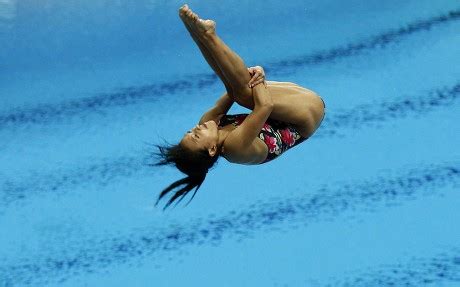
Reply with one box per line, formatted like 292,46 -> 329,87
1,0 -> 459,286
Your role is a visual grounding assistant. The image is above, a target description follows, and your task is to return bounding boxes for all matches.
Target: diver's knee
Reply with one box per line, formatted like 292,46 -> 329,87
233,87 -> 255,109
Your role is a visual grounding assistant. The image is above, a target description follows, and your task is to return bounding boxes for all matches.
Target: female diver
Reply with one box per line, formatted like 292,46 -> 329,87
152,5 -> 326,209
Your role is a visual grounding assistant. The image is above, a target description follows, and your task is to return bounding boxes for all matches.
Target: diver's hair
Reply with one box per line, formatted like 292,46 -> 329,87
148,139 -> 220,210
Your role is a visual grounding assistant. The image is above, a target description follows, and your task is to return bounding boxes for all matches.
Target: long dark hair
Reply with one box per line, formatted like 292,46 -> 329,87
148,139 -> 220,210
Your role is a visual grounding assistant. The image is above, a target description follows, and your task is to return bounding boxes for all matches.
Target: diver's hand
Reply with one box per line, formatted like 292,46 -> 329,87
247,66 -> 266,88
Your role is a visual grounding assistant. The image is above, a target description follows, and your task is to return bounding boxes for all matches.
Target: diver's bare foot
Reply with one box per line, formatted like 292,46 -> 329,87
179,4 -> 215,35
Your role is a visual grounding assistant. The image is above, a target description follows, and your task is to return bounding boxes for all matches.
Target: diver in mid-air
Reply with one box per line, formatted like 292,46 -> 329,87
153,4 -> 326,209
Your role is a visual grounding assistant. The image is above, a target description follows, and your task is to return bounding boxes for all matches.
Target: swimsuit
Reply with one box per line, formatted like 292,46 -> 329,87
218,97 -> 326,164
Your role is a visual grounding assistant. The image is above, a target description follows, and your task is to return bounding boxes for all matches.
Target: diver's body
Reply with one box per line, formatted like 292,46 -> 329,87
153,5 -> 327,209
179,5 -> 325,165
223,80 -> 324,138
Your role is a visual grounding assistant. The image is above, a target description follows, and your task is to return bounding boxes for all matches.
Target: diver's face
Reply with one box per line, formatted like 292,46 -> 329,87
180,120 -> 219,155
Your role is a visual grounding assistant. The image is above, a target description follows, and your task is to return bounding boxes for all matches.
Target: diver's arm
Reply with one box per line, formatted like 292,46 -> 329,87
198,92 -> 234,125
212,92 -> 235,114
224,84 -> 273,149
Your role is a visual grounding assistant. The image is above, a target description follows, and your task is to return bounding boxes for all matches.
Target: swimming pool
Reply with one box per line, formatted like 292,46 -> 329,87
1,0 -> 459,286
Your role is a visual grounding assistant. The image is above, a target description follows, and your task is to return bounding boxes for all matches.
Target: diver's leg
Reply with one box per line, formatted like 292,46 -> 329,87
179,7 -> 233,94
181,6 -> 254,105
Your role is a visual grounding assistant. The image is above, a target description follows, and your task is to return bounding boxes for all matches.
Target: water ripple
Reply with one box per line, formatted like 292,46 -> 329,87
327,249 -> 460,286
1,82 -> 458,209
0,9 -> 458,130
0,162 -> 458,286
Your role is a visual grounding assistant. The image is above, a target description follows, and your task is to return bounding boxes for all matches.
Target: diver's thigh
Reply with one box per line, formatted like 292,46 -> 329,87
232,87 -> 255,110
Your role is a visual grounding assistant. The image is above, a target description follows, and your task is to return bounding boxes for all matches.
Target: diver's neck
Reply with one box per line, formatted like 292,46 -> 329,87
217,126 -> 232,154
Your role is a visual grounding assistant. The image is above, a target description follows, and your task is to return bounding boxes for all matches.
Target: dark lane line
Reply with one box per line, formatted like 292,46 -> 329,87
1,82 -> 458,209
0,9 -> 458,129
1,162 -> 459,286
319,82 -> 460,138
326,248 -> 460,286
0,155 -> 143,212
267,9 -> 460,75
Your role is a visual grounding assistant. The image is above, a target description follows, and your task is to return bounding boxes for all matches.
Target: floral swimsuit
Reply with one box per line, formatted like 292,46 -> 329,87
218,98 -> 326,164
218,114 -> 308,164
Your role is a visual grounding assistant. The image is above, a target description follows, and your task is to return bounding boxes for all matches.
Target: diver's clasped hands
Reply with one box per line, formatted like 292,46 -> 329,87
247,66 -> 266,88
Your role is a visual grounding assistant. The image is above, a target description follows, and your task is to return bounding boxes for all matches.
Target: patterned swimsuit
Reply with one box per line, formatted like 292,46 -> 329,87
218,98 -> 326,164
218,114 -> 308,164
